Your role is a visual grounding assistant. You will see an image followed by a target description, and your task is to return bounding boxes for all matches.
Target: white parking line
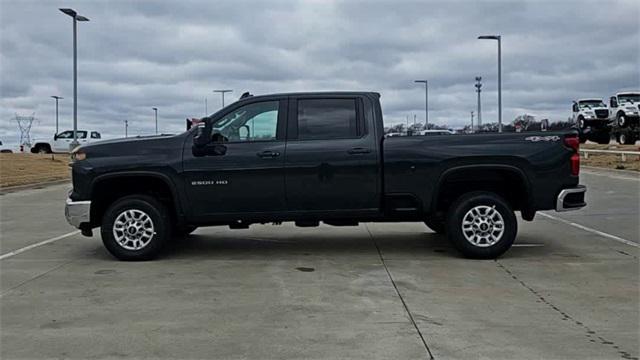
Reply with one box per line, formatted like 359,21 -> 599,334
539,212 -> 639,248
0,230 -> 80,260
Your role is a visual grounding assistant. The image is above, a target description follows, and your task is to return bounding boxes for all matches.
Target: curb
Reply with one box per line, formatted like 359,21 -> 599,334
0,179 -> 71,194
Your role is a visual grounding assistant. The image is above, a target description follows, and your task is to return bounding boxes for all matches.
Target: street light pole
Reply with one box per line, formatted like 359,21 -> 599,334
60,8 -> 89,149
470,111 -> 474,133
213,89 -> 233,108
414,80 -> 428,129
124,120 -> 128,138
152,107 -> 158,134
478,35 -> 502,132
51,96 -> 63,135
475,77 -> 482,131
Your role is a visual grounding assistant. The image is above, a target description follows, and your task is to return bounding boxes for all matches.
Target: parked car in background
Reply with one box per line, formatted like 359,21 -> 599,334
418,129 -> 456,136
31,130 -> 102,153
609,92 -> 640,144
571,99 -> 610,144
65,91 -> 586,261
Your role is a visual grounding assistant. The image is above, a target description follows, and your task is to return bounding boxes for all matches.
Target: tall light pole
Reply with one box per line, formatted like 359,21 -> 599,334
152,107 -> 158,134
50,96 -> 63,135
124,120 -> 128,138
475,76 -> 482,131
478,35 -> 502,132
60,8 -> 89,149
470,111 -> 474,133
213,89 -> 233,108
414,80 -> 428,129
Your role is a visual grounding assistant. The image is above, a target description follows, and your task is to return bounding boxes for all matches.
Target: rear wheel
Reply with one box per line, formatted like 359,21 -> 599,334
445,192 -> 517,259
101,195 -> 171,261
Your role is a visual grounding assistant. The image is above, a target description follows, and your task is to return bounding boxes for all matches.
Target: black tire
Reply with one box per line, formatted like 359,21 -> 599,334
101,195 -> 171,261
424,217 -> 445,234
31,144 -> 51,154
617,113 -> 627,128
577,116 -> 586,129
622,133 -> 636,145
445,191 -> 517,259
619,133 -> 628,145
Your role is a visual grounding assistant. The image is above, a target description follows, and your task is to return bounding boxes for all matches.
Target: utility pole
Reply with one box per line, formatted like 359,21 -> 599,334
51,96 -> 63,135
60,8 -> 89,150
414,80 -> 428,129
152,107 -> 158,134
124,120 -> 128,138
213,89 -> 233,108
478,35 -> 502,132
470,111 -> 474,133
475,76 -> 482,132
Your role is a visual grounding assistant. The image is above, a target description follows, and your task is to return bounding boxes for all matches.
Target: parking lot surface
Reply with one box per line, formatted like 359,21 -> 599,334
1,167 -> 638,359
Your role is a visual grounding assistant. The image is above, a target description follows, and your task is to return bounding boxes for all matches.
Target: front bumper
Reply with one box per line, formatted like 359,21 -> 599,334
556,185 -> 586,212
65,198 -> 91,228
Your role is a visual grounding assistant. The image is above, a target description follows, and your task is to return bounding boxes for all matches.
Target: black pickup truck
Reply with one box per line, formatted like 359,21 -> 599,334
65,92 -> 586,260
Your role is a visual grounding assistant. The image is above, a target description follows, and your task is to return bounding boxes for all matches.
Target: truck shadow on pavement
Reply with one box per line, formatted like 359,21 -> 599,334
147,230 -> 556,261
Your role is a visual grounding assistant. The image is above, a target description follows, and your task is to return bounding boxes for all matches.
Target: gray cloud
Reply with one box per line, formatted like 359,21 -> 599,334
1,0 -> 639,147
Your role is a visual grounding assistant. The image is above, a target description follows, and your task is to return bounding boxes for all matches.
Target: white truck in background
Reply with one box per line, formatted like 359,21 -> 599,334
608,92 -> 640,144
571,98 -> 610,144
31,130 -> 103,153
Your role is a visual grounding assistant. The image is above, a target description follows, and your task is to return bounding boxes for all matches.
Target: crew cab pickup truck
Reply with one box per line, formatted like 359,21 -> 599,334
65,92 -> 586,261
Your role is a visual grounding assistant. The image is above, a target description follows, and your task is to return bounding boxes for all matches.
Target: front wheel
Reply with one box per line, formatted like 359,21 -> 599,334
101,195 -> 171,261
445,192 -> 517,259
617,113 -> 627,128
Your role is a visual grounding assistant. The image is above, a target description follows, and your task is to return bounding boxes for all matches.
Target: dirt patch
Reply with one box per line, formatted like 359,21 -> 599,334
0,153 -> 71,188
581,143 -> 640,172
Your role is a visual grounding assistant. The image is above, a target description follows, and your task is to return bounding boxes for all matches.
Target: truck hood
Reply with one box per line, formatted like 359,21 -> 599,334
78,133 -> 188,159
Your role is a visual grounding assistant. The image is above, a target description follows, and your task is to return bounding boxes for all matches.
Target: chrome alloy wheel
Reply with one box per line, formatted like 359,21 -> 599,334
461,205 -> 505,247
113,209 -> 156,250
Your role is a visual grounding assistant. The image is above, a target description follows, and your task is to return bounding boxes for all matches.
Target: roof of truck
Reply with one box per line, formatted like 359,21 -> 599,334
237,91 -> 381,102
576,98 -> 603,102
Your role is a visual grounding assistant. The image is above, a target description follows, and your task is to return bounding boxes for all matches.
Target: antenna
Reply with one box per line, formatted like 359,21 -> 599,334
15,113 -> 36,150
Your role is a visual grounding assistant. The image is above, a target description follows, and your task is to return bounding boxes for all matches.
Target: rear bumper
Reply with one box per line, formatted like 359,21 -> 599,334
556,185 -> 586,212
65,198 -> 91,228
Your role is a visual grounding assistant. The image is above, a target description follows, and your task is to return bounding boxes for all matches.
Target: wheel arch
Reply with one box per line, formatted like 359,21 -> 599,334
430,164 -> 533,219
89,171 -> 183,227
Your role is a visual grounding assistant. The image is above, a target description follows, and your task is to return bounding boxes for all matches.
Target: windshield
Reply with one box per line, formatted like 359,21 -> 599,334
618,94 -> 640,104
578,100 -> 605,109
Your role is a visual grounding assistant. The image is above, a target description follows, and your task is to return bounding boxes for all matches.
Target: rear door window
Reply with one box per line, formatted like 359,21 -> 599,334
296,99 -> 361,140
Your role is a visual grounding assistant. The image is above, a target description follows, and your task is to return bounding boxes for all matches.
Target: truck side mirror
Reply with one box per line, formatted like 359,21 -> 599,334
54,134 -> 58,140
193,121 -> 212,147
610,97 -> 617,107
572,103 -> 578,112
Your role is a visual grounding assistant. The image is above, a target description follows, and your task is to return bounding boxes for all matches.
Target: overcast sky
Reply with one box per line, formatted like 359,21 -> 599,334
1,0 -> 638,146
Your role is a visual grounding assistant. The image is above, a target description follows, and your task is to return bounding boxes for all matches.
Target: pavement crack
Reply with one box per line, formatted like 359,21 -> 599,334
0,259 -> 77,298
364,224 -> 435,360
495,260 -> 637,360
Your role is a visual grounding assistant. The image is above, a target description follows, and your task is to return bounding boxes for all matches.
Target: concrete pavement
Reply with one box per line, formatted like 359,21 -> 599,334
0,170 -> 638,359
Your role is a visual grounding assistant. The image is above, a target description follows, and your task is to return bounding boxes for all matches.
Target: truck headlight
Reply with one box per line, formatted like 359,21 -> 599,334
70,147 -> 86,162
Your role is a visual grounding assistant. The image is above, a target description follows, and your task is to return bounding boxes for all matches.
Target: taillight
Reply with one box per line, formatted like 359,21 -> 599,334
564,135 -> 580,176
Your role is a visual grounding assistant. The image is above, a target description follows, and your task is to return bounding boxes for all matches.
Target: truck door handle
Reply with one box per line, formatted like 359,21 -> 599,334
347,147 -> 371,155
257,150 -> 280,158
